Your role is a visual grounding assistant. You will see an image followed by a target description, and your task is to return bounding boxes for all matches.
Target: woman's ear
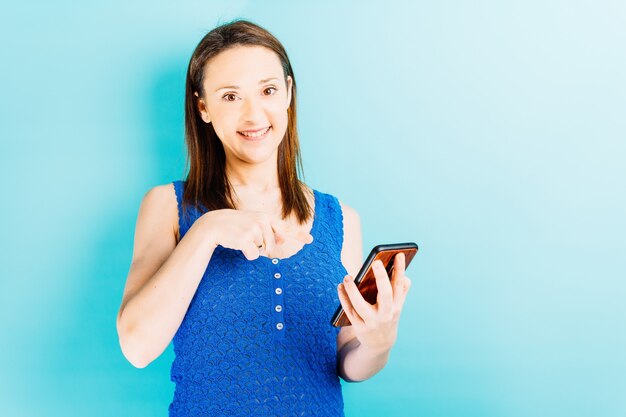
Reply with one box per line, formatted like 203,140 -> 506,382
194,91 -> 211,124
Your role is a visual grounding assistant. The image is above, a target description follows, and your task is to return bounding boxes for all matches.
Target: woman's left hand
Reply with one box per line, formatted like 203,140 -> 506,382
337,252 -> 412,354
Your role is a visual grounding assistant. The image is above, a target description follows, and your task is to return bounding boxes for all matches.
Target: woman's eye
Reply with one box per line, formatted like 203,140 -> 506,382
223,87 -> 276,102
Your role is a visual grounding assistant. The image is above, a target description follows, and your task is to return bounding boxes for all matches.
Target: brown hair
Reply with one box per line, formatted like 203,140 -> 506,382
180,18 -> 312,226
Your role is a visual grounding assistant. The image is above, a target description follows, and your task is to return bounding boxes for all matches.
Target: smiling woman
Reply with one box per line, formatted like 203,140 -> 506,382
193,45 -> 291,161
115,18 -> 411,417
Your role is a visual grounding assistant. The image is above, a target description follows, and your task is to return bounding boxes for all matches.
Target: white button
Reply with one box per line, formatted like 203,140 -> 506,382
275,305 -> 282,312
275,288 -> 282,295
276,323 -> 284,330
274,273 -> 281,279
272,258 -> 279,264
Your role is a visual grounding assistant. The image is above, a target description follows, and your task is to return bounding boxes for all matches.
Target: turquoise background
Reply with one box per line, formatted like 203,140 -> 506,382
1,1 -> 625,416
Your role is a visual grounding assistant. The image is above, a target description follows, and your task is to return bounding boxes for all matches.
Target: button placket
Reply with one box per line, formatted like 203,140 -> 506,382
270,258 -> 285,338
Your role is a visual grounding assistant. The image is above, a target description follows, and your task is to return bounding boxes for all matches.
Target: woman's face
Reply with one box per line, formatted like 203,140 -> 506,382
196,45 -> 293,165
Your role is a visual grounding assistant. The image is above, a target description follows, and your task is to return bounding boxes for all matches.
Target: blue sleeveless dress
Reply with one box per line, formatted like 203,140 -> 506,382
169,180 -> 348,416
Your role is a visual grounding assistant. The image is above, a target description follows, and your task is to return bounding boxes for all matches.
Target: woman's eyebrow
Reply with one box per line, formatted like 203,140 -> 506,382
215,77 -> 279,92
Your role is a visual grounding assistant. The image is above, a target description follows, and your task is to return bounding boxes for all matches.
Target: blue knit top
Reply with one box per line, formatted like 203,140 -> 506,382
168,180 -> 348,416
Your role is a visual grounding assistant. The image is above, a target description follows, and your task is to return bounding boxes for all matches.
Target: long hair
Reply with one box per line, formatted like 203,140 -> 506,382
181,19 -> 312,226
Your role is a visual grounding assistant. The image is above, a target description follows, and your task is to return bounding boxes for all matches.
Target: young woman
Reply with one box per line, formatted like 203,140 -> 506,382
116,19 -> 412,416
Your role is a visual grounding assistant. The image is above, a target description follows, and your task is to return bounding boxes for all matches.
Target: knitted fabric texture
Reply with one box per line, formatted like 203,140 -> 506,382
168,180 -> 347,416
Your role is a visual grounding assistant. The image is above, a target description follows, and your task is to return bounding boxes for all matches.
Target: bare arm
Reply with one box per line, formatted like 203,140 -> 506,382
336,201 -> 413,382
116,184 -> 217,368
336,201 -> 394,382
337,335 -> 392,382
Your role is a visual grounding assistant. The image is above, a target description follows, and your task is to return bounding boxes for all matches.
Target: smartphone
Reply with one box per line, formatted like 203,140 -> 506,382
331,242 -> 418,327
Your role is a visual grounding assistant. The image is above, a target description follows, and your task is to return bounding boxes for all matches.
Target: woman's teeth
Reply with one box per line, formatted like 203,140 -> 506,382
239,126 -> 270,138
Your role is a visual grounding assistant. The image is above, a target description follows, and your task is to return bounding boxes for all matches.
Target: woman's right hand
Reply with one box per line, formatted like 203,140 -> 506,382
199,209 -> 313,260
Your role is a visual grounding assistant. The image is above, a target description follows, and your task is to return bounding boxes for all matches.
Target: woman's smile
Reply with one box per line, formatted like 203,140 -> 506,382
237,126 -> 271,141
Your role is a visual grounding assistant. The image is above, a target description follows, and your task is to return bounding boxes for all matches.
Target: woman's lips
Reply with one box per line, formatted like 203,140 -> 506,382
238,126 -> 270,134
237,126 -> 271,141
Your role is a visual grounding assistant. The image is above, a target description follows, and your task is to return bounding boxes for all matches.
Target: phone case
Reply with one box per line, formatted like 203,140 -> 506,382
331,242 -> 418,327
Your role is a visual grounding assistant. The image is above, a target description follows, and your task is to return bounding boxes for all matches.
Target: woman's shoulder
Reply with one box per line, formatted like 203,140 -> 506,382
308,185 -> 360,221
139,181 -> 180,241
141,182 -> 179,208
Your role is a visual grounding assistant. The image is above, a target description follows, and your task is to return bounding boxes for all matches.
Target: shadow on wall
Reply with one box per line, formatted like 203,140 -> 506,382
45,53 -> 190,415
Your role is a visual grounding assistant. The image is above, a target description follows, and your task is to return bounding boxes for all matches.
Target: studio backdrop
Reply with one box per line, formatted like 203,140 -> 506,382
1,1 -> 624,416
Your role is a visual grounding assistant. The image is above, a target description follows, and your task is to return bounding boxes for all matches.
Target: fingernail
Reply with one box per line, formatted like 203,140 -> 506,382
344,276 -> 350,283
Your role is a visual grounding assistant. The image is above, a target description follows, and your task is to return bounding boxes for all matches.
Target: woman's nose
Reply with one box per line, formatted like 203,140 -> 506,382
241,96 -> 264,119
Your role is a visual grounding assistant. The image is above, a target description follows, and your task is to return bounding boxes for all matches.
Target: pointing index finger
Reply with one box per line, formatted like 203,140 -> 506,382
270,218 -> 313,244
